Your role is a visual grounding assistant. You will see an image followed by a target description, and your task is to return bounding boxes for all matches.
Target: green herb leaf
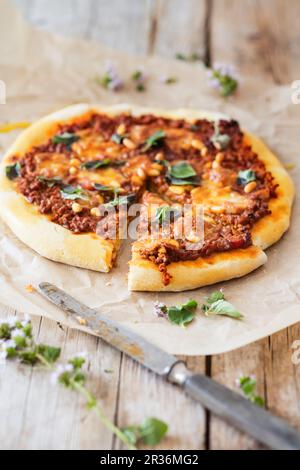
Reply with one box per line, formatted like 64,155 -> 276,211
219,75 -> 238,97
167,299 -> 198,327
155,206 -> 180,223
60,185 -> 89,201
136,83 -> 145,92
170,162 -> 196,179
5,162 -> 21,180
190,124 -> 199,131
94,183 -> 121,193
238,376 -> 265,407
111,133 -> 128,144
203,299 -> 243,320
0,322 -> 12,339
164,77 -> 177,84
139,418 -> 168,446
37,175 -> 63,187
203,290 -> 225,307
81,159 -> 111,170
237,169 -> 256,185
142,130 -> 165,152
211,123 -> 231,150
104,193 -> 135,208
167,162 -> 200,186
122,426 -> 140,446
37,344 -> 61,364
52,132 -> 79,147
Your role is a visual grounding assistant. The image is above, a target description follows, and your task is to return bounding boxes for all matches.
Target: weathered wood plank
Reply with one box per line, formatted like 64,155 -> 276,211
149,0 -> 207,59
15,317 -> 122,450
115,355 -> 207,450
14,0 -> 157,55
210,0 -> 300,83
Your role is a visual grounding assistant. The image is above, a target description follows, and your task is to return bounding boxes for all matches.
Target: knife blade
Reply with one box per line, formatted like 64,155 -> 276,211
39,282 -> 300,450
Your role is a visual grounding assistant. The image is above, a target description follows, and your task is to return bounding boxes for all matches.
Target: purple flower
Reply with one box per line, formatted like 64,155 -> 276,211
154,302 -> 168,318
207,62 -> 239,97
101,61 -> 124,91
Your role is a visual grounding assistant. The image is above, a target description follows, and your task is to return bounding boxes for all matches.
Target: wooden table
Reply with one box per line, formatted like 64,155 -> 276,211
1,0 -> 299,450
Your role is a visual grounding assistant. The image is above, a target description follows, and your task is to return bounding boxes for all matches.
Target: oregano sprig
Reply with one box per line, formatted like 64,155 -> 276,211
0,316 -> 167,449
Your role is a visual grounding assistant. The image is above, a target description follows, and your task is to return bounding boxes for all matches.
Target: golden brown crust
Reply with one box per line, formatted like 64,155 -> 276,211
128,243 -> 267,291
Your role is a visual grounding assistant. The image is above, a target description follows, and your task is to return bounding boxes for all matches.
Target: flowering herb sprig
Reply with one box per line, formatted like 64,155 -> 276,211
131,68 -> 148,92
237,375 -> 265,407
97,62 -> 124,91
207,63 -> 239,97
0,316 -> 167,449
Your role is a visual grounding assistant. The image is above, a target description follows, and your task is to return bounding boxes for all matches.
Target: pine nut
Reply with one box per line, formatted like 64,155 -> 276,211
191,139 -> 203,150
90,207 -> 101,217
116,123 -> 126,135
70,158 -> 80,167
147,169 -> 160,177
123,138 -> 136,150
169,185 -> 185,195
244,181 -> 257,193
69,166 -> 78,175
212,160 -> 220,169
137,168 -> 146,178
215,152 -> 224,164
131,175 -> 143,185
151,163 -> 163,171
201,147 -> 208,157
155,152 -> 164,161
72,203 -> 82,213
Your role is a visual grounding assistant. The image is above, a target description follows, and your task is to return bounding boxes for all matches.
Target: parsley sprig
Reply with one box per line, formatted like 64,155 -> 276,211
122,418 -> 168,446
154,299 -> 198,326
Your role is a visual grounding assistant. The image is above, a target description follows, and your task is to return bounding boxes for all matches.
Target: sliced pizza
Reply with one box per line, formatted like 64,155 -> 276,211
0,104 -> 294,291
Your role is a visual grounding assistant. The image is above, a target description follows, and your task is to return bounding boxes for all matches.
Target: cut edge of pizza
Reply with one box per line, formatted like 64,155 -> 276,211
0,103 -> 295,291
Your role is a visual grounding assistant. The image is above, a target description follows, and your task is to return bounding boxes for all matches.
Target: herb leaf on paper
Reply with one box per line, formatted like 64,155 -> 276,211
202,290 -> 243,320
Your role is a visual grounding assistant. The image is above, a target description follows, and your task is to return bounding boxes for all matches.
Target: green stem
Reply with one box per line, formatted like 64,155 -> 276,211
70,379 -> 136,450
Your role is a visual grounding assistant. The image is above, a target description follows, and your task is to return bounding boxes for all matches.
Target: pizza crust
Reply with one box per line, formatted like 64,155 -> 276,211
0,103 -> 294,289
128,244 -> 267,292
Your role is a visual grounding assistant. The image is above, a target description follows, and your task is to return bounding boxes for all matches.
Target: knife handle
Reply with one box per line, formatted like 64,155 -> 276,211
169,364 -> 300,450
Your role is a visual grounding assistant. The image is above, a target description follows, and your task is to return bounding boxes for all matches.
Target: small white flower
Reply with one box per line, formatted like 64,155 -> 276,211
4,339 -> 16,349
104,61 -> 124,91
4,316 -> 17,327
21,314 -> 31,327
50,363 -> 73,385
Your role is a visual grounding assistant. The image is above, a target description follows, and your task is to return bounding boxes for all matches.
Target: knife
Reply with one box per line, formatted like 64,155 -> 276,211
39,282 -> 300,450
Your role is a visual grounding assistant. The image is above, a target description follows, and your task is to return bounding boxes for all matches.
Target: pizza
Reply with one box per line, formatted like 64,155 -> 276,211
0,104 -> 294,291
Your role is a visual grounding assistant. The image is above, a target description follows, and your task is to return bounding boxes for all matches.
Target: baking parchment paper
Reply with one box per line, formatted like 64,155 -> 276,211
0,0 -> 299,354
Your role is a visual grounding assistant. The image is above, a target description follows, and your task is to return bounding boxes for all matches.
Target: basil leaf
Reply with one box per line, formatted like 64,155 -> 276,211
52,132 -> 79,147
142,130 -> 165,152
155,206 -> 180,223
237,169 -> 256,185
203,299 -> 243,320
37,175 -> 63,187
190,124 -> 199,131
81,159 -> 111,170
5,162 -> 21,180
139,418 -> 168,446
94,183 -> 121,193
60,185 -> 89,201
104,193 -> 135,207
111,133 -> 128,144
170,162 -> 196,179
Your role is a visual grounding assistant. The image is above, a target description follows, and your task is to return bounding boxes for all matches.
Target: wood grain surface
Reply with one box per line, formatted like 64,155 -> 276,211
0,0 -> 299,450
